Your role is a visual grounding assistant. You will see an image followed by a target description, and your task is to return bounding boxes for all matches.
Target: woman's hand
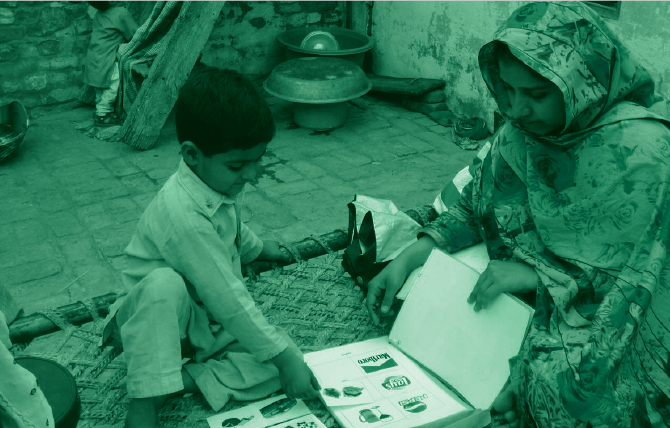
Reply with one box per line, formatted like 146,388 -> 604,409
366,258 -> 410,325
270,348 -> 320,400
493,384 -> 520,428
468,260 -> 539,311
258,240 -> 292,263
366,236 -> 438,325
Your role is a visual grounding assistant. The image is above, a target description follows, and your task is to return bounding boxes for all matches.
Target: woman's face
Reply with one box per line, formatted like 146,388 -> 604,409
498,55 -> 566,136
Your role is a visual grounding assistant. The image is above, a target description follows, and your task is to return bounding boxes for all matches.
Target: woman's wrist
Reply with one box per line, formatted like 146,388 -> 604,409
400,236 -> 437,271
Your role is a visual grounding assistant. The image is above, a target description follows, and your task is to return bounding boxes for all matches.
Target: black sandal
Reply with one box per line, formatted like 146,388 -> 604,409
95,112 -> 120,126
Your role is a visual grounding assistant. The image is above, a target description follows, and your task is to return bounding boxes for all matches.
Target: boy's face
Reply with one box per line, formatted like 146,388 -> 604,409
182,142 -> 268,197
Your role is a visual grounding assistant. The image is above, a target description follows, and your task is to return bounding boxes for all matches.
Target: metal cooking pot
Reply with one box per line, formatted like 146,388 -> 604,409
263,57 -> 371,104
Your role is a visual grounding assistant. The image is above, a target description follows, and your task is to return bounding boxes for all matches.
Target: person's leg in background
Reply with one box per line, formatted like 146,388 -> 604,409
95,61 -> 120,124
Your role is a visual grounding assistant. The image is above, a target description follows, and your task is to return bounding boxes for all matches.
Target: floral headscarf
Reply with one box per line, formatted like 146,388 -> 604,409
478,1 -> 659,141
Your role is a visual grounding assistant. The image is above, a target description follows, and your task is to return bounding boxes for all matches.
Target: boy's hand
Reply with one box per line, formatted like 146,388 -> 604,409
259,240 -> 292,263
271,348 -> 320,400
278,360 -> 321,400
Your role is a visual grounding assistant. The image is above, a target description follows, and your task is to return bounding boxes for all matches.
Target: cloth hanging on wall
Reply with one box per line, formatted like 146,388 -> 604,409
114,1 -> 183,116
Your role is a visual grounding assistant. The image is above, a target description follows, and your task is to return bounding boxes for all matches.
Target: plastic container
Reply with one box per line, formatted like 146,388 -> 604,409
15,356 -> 81,428
293,102 -> 348,131
277,27 -> 374,68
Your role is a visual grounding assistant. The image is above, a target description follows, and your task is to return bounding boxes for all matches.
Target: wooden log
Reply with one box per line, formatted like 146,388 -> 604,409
8,230 -> 347,344
248,230 -> 348,274
367,75 -> 445,96
9,293 -> 118,345
8,205 -> 438,344
252,205 -> 437,271
118,1 -> 225,150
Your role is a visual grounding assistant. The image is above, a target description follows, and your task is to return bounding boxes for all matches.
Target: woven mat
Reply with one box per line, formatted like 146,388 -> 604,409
10,251 -> 391,427
10,249 -> 510,428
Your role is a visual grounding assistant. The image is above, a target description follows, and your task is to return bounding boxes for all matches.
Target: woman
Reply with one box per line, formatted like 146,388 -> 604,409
367,2 -> 670,427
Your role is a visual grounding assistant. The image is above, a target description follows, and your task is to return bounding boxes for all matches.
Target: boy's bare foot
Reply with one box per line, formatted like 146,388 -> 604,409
126,395 -> 168,428
180,368 -> 199,394
492,384 -> 520,428
126,370 -> 199,428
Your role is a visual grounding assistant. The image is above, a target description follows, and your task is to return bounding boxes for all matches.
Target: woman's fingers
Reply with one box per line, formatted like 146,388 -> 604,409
504,410 -> 517,422
366,262 -> 407,325
492,387 -> 514,412
470,273 -> 497,311
470,260 -> 536,311
468,270 -> 489,304
366,277 -> 383,325
474,280 -> 507,311
380,278 -> 399,314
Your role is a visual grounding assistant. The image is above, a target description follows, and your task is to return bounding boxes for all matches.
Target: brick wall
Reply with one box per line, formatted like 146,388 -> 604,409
0,1 -> 343,116
0,1 -> 91,112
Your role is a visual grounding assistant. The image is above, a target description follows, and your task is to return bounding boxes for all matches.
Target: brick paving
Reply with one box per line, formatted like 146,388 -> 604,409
0,93 -> 480,316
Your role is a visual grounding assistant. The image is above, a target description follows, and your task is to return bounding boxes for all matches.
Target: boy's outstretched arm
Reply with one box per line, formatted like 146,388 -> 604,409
270,347 -> 321,400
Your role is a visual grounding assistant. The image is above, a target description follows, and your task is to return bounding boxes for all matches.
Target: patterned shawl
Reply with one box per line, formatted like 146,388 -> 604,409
423,2 -> 670,426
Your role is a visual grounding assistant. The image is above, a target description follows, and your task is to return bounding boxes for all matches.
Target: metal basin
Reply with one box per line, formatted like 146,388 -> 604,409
263,57 -> 371,104
277,27 -> 374,68
0,100 -> 29,162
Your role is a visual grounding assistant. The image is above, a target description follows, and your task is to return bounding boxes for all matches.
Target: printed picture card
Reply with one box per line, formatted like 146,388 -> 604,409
267,414 -> 327,428
305,337 -> 475,428
318,376 -> 376,407
206,395 -> 312,428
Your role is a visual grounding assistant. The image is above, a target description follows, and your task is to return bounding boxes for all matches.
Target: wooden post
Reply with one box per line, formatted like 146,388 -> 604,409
118,1 -> 225,150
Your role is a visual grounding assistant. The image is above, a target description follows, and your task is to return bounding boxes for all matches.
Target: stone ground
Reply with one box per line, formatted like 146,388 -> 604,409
0,92 -> 483,316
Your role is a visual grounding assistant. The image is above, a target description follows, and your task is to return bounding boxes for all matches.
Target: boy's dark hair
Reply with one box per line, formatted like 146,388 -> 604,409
175,65 -> 275,157
88,1 -> 112,12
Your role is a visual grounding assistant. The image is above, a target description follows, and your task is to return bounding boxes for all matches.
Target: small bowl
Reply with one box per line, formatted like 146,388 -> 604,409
300,31 -> 339,51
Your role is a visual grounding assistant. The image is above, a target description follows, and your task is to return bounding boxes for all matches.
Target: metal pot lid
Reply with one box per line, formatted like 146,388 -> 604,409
264,57 -> 372,104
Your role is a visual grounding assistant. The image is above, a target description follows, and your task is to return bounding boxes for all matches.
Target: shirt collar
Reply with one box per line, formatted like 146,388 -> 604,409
176,159 -> 236,217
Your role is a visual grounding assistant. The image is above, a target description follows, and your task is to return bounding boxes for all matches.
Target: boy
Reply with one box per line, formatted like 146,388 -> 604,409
109,66 -> 321,427
83,1 -> 138,125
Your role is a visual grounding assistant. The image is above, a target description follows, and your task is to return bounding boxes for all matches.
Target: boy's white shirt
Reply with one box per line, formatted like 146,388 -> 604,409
120,159 -> 288,362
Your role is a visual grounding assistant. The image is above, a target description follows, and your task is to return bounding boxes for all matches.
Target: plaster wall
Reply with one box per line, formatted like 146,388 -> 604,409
203,1 -> 342,76
370,1 -> 670,128
0,1 -> 343,114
